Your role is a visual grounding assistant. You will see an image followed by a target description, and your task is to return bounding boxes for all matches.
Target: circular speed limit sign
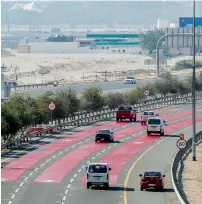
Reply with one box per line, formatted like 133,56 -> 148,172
176,139 -> 187,149
48,102 -> 55,110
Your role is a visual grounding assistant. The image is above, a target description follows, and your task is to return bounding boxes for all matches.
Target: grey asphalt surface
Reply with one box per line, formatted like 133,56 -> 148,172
13,73 -> 193,97
1,102 -> 202,204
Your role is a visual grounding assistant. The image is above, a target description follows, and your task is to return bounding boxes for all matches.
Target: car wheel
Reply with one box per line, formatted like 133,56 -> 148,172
104,183 -> 109,189
95,140 -> 98,143
162,130 -> 164,136
130,118 -> 132,122
160,186 -> 164,191
147,131 -> 150,136
87,183 -> 91,189
134,117 -> 136,122
116,118 -> 119,122
140,187 -> 143,191
141,121 -> 144,125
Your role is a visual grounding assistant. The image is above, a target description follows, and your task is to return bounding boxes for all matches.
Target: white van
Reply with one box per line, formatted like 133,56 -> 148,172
86,163 -> 111,189
147,117 -> 166,136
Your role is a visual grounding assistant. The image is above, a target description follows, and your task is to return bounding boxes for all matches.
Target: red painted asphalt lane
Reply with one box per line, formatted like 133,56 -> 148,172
81,115 -> 202,185
1,121 -> 120,182
1,108 -> 174,182
34,110 -> 196,183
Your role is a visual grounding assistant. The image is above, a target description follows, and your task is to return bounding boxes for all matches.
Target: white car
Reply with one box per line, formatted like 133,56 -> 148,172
141,111 -> 155,125
124,76 -> 136,84
147,117 -> 167,136
86,163 -> 111,189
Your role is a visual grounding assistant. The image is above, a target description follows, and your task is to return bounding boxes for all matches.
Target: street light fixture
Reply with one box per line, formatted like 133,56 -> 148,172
192,0 -> 196,161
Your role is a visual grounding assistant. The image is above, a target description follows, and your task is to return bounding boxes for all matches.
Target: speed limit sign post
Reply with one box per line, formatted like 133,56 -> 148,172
49,102 -> 56,124
176,139 -> 187,165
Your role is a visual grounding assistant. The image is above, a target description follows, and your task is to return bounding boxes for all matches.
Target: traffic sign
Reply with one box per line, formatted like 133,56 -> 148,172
48,102 -> 55,110
179,133 -> 184,140
144,90 -> 149,96
176,139 -> 187,149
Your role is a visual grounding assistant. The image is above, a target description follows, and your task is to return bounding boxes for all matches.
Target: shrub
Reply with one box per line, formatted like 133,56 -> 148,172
172,59 -> 202,71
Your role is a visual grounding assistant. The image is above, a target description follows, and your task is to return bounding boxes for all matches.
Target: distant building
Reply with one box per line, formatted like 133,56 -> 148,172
157,19 -> 169,28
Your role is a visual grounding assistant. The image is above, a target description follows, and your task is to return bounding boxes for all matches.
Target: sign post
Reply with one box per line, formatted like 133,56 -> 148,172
48,102 -> 55,124
176,138 -> 187,166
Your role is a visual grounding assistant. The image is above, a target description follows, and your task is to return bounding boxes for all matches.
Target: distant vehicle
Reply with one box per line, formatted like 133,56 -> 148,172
124,76 -> 136,84
141,111 -> 155,125
147,117 -> 166,136
95,129 -> 114,143
139,171 -> 165,191
86,163 -> 111,189
116,106 -> 137,122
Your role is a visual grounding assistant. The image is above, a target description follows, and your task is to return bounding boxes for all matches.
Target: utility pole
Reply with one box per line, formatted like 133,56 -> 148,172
192,0 -> 196,161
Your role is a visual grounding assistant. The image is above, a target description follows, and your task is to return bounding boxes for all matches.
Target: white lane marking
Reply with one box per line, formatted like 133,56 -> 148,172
74,174 -> 77,178
92,157 -> 95,159
46,159 -> 51,162
70,179 -> 74,183
97,153 -> 100,156
72,145 -> 76,147
8,201 -> 12,204
19,182 -> 24,187
82,165 -> 85,169
52,155 -> 56,159
67,184 -> 71,188
40,164 -> 44,167
102,150 -> 106,152
63,196 -> 66,201
24,177 -> 28,181
108,146 -> 111,149
11,195 -> 15,199
65,190 -> 68,194
86,161 -> 90,164
29,172 -> 33,176
78,142 -> 82,145
78,169 -> 81,173
15,188 -> 19,193
34,168 -> 39,172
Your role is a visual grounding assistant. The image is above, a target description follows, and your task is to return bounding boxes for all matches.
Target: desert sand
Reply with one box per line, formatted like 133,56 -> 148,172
182,143 -> 202,204
1,49 -> 202,85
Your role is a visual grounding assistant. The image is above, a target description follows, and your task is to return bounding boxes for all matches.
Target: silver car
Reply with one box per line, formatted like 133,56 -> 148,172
124,76 -> 136,84
141,111 -> 155,125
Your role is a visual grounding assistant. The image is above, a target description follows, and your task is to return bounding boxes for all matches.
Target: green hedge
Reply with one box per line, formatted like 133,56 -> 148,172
1,73 -> 202,142
172,59 -> 202,71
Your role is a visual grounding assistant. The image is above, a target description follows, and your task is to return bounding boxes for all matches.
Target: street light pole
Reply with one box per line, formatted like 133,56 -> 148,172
192,0 -> 196,161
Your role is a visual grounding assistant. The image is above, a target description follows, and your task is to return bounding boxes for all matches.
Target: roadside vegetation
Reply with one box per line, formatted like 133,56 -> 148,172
172,59 -> 202,71
1,72 -> 202,142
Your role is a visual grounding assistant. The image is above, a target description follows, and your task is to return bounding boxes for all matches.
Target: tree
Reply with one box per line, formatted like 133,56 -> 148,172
82,87 -> 105,111
140,29 -> 164,54
106,92 -> 125,109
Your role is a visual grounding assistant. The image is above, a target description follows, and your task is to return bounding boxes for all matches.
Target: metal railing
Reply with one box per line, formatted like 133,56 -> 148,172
171,131 -> 202,204
1,92 -> 202,149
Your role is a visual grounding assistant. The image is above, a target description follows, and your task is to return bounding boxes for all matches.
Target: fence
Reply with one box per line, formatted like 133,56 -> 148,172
1,92 -> 202,149
171,131 -> 202,204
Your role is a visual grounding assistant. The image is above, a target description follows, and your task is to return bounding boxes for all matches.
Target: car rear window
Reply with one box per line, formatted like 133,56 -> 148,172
144,172 -> 161,177
119,106 -> 132,111
149,112 -> 154,115
89,165 -> 107,173
97,130 -> 110,134
148,119 -> 160,125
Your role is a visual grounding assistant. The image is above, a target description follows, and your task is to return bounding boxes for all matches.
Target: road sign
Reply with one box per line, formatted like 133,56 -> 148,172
144,90 -> 149,96
179,133 -> 184,140
176,139 -> 187,149
48,102 -> 55,110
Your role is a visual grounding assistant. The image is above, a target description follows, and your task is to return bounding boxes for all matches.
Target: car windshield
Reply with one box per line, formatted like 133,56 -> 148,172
143,112 -> 149,115
148,119 -> 160,125
126,77 -> 134,79
97,130 -> 110,134
144,172 -> 161,177
89,165 -> 107,173
119,106 -> 132,111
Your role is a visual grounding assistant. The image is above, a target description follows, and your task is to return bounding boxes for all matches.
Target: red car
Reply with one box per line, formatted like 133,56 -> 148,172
116,106 -> 137,122
139,171 -> 165,191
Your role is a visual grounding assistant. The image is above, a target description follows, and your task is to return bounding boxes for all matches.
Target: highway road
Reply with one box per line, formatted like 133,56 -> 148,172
13,73 -> 195,97
1,101 -> 202,204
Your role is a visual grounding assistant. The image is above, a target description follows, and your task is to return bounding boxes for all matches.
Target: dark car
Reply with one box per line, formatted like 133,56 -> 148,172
95,129 -> 114,143
139,171 -> 165,191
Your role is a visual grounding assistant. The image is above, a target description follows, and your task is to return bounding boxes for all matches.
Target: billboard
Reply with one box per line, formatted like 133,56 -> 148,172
179,17 -> 202,27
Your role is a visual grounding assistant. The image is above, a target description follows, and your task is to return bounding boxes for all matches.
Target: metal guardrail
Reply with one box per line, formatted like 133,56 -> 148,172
171,131 -> 202,204
1,92 -> 202,149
